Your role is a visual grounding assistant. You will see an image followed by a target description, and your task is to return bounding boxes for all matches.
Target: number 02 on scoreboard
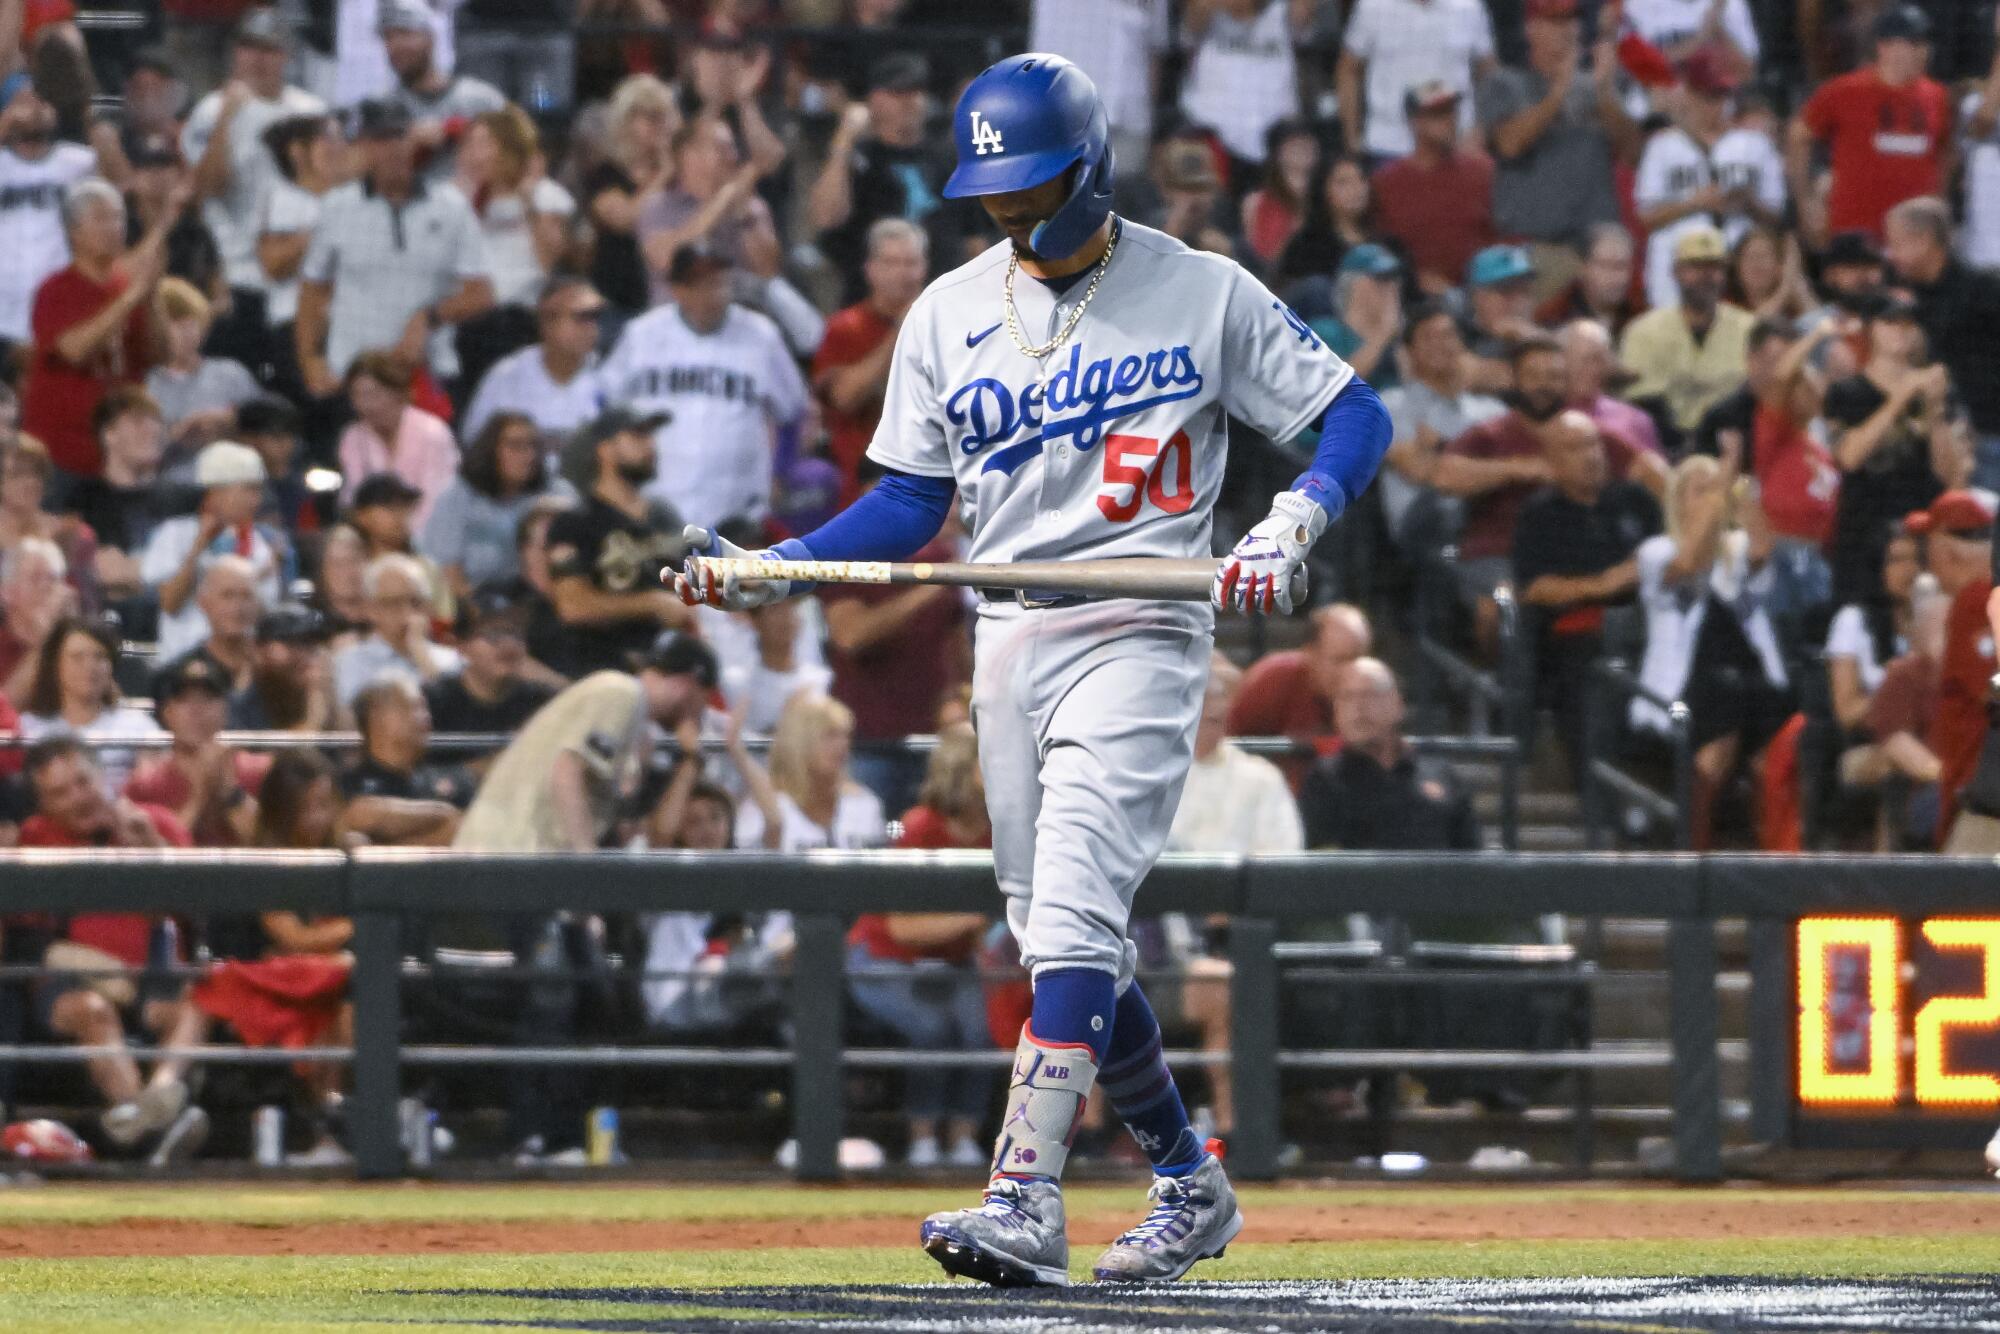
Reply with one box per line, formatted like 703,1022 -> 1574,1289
1797,916 -> 2000,1112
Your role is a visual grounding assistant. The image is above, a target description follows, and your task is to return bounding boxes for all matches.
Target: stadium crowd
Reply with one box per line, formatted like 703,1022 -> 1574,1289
1,0 -> 1999,1167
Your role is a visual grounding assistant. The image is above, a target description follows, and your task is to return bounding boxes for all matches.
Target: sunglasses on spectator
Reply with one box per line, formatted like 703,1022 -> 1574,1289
565,306 -> 607,323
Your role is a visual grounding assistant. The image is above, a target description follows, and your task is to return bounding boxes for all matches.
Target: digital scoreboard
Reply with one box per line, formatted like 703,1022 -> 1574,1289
1795,917 -> 2000,1140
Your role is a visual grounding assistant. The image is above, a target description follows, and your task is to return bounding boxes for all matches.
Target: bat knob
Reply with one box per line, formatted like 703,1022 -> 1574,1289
1288,565 -> 1309,609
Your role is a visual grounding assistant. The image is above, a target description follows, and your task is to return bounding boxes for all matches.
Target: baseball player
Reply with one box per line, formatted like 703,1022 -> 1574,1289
676,54 -> 1390,1285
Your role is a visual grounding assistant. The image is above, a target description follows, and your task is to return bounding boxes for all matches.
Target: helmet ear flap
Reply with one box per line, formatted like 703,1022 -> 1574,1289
1026,141 -> 1116,260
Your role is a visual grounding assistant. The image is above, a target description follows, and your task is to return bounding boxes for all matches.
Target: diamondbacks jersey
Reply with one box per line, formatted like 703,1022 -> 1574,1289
596,303 -> 809,530
0,142 -> 95,340
865,221 -> 1352,569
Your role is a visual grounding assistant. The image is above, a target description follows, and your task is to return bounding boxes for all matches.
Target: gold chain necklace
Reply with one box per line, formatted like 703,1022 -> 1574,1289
1002,219 -> 1119,362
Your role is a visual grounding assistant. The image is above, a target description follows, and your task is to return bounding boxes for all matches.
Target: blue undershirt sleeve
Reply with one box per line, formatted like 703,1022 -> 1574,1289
771,469 -> 955,565
1290,376 -> 1393,521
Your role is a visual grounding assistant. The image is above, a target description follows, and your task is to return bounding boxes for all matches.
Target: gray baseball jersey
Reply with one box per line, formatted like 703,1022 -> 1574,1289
868,220 -> 1351,567
868,221 -> 1352,981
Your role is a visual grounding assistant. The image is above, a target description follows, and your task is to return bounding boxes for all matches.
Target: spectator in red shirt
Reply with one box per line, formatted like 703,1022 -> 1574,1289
1226,601 -> 1372,787
847,723 -> 993,1169
1917,491 -> 1998,846
1735,317 -> 1842,614
1430,336 -> 1666,646
1371,81 -> 1496,298
822,465 -> 966,814
811,218 -> 927,505
20,179 -> 173,480
1789,5 -> 1949,244
16,735 -> 210,1160
123,653 -> 271,847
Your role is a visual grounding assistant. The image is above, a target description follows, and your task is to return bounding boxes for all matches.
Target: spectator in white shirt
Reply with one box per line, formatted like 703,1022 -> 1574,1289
1962,13 -> 2000,271
295,98 -> 494,396
452,106 -> 574,309
595,246 -> 809,531
1634,51 -> 1785,309
1337,0 -> 1496,163
462,277 -> 606,447
141,443 -> 286,662
180,11 -> 327,301
736,689 -> 886,854
331,552 -> 462,711
719,598 -> 833,737
1029,0 -> 1173,176
0,84 -> 95,349
255,113 -> 341,338
17,617 -> 162,792
1179,0 -> 1310,171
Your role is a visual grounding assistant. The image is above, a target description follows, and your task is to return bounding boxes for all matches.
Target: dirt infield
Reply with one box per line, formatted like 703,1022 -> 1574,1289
11,1189 -> 2000,1259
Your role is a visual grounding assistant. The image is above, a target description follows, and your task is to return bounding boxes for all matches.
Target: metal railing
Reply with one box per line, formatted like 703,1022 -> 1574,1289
1410,547 -> 1524,742
3,848 -> 1988,1183
1583,657 -> 1694,851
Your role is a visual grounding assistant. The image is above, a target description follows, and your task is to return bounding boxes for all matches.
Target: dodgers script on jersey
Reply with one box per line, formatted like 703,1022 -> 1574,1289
866,220 -> 1354,574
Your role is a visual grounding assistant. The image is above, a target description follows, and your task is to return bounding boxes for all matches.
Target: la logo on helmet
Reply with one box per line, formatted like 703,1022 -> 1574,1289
970,110 -> 1005,156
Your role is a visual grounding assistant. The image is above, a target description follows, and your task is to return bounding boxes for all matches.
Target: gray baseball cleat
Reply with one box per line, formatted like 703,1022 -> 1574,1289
920,1176 -> 1070,1287
1091,1152 -> 1244,1283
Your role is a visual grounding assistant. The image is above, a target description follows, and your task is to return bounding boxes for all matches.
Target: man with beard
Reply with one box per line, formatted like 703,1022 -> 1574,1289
0,81 -> 95,356
377,1 -> 504,185
1435,336 -> 1664,645
229,601 -> 333,732
1619,225 -> 1755,449
545,407 -> 691,677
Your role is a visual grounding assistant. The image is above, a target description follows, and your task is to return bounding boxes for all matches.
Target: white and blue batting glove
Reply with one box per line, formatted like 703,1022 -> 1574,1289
1212,490 -> 1327,616
672,525 -> 794,611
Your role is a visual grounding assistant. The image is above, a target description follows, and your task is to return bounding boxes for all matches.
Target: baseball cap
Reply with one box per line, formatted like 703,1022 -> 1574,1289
1679,49 -> 1740,97
1874,3 -> 1931,42
1823,230 -> 1883,269
643,629 -> 719,688
349,471 -> 424,510
376,0 -> 434,35
153,653 -> 231,710
868,52 -> 929,95
1467,244 -> 1535,288
256,602 -> 328,645
561,406 -> 671,490
1673,225 -> 1728,265
236,395 -> 302,439
351,97 -> 412,140
1404,79 -> 1463,118
667,242 -> 733,285
234,8 -> 291,50
1907,489 -> 1997,539
196,441 -> 267,488
1340,244 -> 1402,278
1525,0 -> 1579,19
464,586 -> 529,640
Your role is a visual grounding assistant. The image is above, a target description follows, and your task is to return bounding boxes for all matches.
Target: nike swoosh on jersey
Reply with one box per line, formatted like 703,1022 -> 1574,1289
965,323 -> 1002,348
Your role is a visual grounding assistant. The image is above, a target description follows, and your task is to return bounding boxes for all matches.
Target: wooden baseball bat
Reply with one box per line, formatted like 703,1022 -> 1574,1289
676,555 -> 1220,601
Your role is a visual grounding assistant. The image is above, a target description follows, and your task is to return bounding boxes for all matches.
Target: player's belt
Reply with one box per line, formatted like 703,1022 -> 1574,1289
976,588 -> 1087,610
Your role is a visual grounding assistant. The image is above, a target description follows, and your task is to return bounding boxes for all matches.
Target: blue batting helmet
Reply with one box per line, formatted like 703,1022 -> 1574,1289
942,53 -> 1113,261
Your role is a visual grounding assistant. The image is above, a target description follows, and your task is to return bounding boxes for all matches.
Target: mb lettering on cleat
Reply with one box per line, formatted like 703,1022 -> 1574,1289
970,111 -> 1005,155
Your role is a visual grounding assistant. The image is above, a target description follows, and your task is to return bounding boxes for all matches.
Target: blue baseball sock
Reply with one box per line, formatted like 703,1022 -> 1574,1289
1028,966 -> 1116,1062
1100,982 -> 1204,1176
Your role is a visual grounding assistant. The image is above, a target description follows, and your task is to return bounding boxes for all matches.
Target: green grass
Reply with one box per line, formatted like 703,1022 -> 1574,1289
1,1185 -> 1996,1332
